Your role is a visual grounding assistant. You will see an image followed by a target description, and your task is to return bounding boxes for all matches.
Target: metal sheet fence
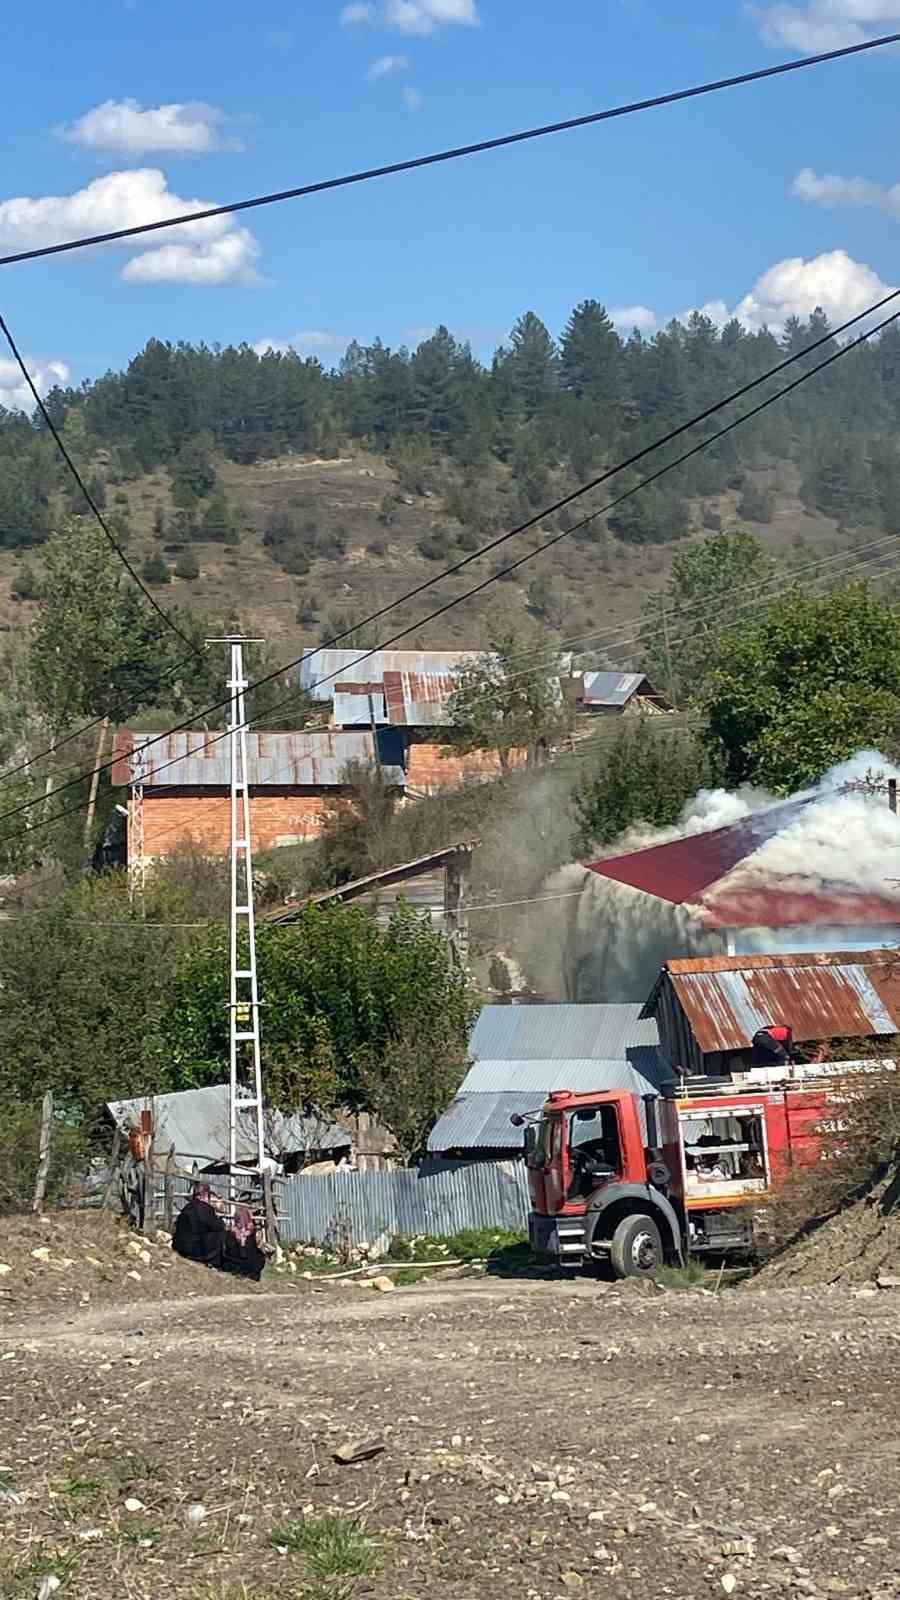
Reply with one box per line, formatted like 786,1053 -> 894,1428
280,1161 -> 529,1246
163,1161 -> 529,1246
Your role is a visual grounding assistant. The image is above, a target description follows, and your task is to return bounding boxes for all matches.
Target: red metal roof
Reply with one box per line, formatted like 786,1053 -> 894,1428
645,950 -> 900,1051
586,796 -> 817,903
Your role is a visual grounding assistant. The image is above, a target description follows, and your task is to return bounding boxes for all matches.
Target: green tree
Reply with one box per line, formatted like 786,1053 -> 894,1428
357,1025 -> 469,1161
574,718 -> 712,850
170,431 -> 217,510
560,299 -> 623,412
200,485 -> 238,543
141,553 -> 171,585
494,312 -> 559,420
174,549 -> 199,580
642,528 -> 777,704
608,482 -> 689,545
167,902 -> 475,1112
29,520 -> 171,735
447,614 -> 571,769
701,581 -> 900,790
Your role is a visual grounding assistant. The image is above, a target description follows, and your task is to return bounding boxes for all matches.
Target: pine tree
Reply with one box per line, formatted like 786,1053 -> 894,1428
200,485 -> 236,543
560,300 -> 623,410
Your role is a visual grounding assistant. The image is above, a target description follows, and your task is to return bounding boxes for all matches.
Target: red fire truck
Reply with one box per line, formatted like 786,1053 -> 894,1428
518,1068 -> 851,1278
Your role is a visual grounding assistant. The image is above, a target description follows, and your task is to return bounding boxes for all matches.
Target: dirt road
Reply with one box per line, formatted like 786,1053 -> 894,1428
1,1271 -> 899,1599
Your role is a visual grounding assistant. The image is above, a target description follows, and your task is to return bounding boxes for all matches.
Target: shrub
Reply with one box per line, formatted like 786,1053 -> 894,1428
141,553 -> 170,585
10,564 -> 40,602
174,550 -> 199,580
737,484 -> 774,524
418,533 -> 446,562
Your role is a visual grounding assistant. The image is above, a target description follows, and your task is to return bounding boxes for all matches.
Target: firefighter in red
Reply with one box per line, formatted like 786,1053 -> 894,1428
752,1023 -> 793,1065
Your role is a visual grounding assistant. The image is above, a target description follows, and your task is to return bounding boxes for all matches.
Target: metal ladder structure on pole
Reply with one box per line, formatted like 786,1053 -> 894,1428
216,637 -> 267,1204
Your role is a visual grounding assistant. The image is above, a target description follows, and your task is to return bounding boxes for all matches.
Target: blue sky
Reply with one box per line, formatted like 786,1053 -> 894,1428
2,0 -> 899,407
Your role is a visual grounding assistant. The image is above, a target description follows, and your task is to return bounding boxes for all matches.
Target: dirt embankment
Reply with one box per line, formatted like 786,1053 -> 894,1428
756,1163 -> 900,1288
0,1211 -> 275,1318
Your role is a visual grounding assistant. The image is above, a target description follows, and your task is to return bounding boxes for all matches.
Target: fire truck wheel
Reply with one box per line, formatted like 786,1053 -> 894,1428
610,1214 -> 663,1280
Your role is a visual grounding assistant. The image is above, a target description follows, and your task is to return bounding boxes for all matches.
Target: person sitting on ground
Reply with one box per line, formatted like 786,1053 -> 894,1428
172,1184 -> 226,1269
221,1203 -> 266,1282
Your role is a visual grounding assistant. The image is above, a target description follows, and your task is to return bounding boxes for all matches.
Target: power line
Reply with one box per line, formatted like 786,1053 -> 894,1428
0,33 -> 896,270
0,310 -> 200,654
7,253 -> 897,829
1,293 -> 896,839
0,650 -> 199,790
454,531 -> 900,696
0,295 -> 895,854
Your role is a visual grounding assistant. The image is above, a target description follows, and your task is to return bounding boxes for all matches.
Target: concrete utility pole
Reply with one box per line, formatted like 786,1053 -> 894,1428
209,636 -> 267,1197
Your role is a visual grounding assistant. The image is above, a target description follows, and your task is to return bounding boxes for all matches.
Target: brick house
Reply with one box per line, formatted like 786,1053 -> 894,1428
300,647 -> 528,792
110,728 -> 405,869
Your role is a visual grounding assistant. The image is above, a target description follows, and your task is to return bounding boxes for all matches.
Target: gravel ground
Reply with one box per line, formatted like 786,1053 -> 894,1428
1,1266 -> 900,1600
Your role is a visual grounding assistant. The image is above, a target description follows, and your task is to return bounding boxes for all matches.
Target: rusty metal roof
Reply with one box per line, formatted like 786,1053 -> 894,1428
383,670 -> 456,727
299,647 -> 479,701
112,729 -> 404,789
643,951 -> 900,1050
330,672 -> 458,729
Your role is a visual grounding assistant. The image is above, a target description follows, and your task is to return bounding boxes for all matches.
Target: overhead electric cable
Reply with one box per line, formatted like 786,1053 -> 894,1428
0,293 -> 895,851
0,310 -> 201,654
0,32 -> 896,269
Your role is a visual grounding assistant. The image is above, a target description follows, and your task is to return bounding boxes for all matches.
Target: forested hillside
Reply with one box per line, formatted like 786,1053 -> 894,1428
1,301 -> 898,658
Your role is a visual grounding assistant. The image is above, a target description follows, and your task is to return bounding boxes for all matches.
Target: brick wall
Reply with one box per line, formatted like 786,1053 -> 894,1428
136,788 -> 335,861
406,743 -> 524,791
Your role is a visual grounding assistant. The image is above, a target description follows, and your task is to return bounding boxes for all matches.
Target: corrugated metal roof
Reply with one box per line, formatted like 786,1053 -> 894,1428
300,648 -> 478,701
696,886 -> 900,930
586,796 -> 818,903
459,1050 -> 674,1095
470,1003 -> 659,1062
579,671 -> 647,706
332,687 -> 387,726
116,729 -> 404,789
427,1092 -> 547,1151
106,1085 -> 348,1165
383,670 -> 456,728
644,951 -> 900,1051
267,841 -> 476,923
428,1045 -> 676,1151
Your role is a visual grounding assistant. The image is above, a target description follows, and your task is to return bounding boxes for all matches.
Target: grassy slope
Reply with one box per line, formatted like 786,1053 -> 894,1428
0,449 -> 889,661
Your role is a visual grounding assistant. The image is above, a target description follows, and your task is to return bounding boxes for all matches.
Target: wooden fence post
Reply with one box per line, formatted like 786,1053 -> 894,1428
163,1143 -> 177,1235
142,1141 -> 156,1237
32,1091 -> 54,1215
263,1170 -> 278,1249
101,1127 -> 122,1211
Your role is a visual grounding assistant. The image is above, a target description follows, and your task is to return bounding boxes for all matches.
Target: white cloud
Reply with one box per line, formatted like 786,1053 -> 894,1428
368,51 -> 409,75
342,0 -> 478,32
752,2 -> 900,52
402,84 -> 424,108
626,250 -> 895,341
56,99 -> 244,157
123,229 -> 260,285
252,331 -> 351,356
793,164 -> 900,216
609,304 -> 658,333
0,169 -> 261,285
0,355 -> 69,414
732,249 -> 895,332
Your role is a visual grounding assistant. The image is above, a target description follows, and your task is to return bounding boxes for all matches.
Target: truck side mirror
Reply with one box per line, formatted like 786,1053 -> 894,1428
522,1126 -> 536,1157
509,1113 -> 525,1127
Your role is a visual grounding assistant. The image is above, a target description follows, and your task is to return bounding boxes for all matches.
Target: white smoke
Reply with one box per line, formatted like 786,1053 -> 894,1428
525,751 -> 900,1003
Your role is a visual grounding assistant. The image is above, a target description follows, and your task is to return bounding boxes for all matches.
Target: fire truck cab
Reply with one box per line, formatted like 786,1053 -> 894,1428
521,1074 -> 835,1277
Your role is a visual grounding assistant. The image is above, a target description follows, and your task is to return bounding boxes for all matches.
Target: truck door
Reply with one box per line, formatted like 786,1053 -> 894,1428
543,1114 -> 568,1214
